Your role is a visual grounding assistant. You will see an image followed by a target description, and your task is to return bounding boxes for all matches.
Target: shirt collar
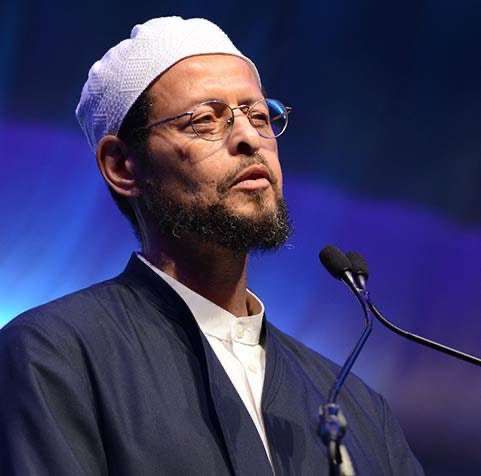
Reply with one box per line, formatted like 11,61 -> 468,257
136,253 -> 264,346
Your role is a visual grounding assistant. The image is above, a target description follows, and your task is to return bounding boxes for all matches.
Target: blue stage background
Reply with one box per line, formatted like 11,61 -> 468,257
2,2 -> 481,474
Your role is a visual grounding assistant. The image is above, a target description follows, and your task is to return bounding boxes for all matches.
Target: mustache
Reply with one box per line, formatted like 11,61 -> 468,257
217,153 -> 278,195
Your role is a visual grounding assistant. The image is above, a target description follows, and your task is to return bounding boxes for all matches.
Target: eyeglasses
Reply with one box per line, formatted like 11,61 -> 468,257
142,98 -> 292,141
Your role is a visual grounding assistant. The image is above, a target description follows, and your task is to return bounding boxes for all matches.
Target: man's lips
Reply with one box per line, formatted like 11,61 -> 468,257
230,165 -> 273,190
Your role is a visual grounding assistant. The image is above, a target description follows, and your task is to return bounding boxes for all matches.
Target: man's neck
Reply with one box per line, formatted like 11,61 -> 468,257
143,236 -> 250,317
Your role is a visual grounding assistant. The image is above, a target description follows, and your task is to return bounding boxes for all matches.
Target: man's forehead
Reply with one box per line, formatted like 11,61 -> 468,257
148,54 -> 262,112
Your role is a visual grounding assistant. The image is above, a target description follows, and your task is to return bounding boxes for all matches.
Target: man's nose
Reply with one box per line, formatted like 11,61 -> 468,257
226,113 -> 261,156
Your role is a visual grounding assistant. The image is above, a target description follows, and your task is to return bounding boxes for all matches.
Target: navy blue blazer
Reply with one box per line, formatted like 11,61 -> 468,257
0,254 -> 424,475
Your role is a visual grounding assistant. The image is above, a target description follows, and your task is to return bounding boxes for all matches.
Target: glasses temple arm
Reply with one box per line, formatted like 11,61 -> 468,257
270,107 -> 292,122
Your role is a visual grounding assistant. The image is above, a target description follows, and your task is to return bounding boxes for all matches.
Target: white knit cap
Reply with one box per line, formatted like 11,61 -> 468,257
76,16 -> 261,153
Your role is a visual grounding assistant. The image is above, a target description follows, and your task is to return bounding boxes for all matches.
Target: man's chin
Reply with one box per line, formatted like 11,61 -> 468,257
201,197 -> 291,254
140,187 -> 292,254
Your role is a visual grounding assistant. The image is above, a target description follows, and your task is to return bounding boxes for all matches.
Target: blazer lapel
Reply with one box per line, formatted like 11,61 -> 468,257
202,335 -> 274,476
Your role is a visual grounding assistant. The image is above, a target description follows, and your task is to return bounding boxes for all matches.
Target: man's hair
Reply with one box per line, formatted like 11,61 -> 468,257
111,90 -> 152,241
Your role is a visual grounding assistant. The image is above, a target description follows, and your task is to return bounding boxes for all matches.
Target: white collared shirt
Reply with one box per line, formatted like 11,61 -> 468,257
137,254 -> 272,465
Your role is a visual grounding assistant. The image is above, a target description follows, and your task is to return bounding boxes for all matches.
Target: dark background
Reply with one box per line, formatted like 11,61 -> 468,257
2,1 -> 481,474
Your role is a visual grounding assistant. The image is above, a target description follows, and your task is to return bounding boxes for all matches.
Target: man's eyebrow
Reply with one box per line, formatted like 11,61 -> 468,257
174,97 -> 223,112
184,94 -> 267,109
238,97 -> 262,106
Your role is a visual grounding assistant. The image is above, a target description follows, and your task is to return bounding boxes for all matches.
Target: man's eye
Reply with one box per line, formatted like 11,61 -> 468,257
250,112 -> 269,125
192,113 -> 217,124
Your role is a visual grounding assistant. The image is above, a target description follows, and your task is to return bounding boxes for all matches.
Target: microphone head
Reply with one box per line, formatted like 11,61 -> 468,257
319,245 -> 352,279
346,251 -> 369,279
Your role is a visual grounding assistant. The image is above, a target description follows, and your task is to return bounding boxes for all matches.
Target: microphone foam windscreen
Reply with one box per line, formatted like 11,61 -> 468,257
345,251 -> 369,278
319,245 -> 352,279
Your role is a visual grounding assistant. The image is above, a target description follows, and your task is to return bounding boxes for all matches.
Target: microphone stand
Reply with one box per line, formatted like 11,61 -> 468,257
319,246 -> 481,475
319,271 -> 373,475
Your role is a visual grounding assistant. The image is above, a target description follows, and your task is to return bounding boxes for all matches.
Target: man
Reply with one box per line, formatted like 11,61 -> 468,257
0,17 -> 424,475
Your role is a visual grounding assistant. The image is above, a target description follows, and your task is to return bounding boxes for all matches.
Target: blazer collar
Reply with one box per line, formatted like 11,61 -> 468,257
117,253 -> 197,328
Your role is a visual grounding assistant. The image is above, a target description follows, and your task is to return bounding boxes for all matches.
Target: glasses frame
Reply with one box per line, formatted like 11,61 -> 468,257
141,98 -> 292,141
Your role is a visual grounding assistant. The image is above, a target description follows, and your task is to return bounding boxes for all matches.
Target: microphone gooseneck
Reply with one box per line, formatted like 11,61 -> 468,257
346,251 -> 481,367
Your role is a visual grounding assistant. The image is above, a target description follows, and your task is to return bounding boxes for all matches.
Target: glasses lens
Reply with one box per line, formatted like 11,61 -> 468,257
250,99 -> 288,138
190,101 -> 233,141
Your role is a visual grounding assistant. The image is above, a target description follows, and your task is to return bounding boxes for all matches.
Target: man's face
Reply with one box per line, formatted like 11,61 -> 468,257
136,54 -> 291,253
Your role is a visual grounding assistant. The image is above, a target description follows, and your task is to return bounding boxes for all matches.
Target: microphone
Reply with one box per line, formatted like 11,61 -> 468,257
319,245 -> 352,279
318,246 -> 373,475
319,245 -> 359,295
346,250 -> 481,368
345,251 -> 368,291
318,246 -> 373,402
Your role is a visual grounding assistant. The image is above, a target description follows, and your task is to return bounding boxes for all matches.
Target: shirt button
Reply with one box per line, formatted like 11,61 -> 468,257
235,326 -> 245,339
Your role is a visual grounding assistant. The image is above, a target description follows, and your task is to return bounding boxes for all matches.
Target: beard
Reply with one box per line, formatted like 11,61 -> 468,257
137,161 -> 292,255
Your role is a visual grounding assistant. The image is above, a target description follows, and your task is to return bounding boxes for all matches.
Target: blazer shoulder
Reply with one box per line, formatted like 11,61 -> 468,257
1,276 -> 129,337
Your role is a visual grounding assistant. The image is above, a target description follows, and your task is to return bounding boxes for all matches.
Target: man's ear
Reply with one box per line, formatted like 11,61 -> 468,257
96,135 -> 141,197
